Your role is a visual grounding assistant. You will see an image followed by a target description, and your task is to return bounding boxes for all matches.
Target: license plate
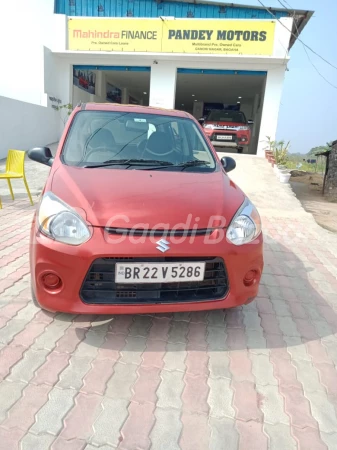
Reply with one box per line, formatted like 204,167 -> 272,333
115,262 -> 206,284
217,135 -> 232,140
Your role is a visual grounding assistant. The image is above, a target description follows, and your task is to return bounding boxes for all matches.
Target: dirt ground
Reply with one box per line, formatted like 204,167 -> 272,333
290,171 -> 337,232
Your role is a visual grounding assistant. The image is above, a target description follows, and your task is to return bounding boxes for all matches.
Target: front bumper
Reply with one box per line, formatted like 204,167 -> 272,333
211,141 -> 240,148
30,221 -> 263,314
204,130 -> 250,147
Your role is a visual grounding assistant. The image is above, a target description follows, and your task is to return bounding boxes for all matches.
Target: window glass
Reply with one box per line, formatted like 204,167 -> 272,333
62,111 -> 216,171
207,111 -> 246,123
187,121 -> 214,165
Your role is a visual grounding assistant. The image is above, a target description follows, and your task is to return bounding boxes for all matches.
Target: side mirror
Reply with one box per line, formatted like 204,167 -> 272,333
28,147 -> 54,167
198,118 -> 205,125
221,156 -> 236,173
247,120 -> 254,125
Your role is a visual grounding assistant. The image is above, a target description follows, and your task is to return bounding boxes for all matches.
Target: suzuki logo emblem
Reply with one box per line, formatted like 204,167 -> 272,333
156,239 -> 170,253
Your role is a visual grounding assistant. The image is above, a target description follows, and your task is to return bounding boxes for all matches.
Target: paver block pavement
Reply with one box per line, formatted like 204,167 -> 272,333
0,153 -> 337,448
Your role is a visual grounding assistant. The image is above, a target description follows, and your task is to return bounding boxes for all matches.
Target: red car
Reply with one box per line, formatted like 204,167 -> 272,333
28,103 -> 263,314
200,110 -> 253,153
79,77 -> 89,89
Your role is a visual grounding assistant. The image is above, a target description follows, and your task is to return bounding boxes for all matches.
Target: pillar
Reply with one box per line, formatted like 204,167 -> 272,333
122,88 -> 129,104
256,67 -> 286,157
193,101 -> 204,119
251,93 -> 260,139
249,93 -> 261,153
91,70 -> 103,102
149,63 -> 177,109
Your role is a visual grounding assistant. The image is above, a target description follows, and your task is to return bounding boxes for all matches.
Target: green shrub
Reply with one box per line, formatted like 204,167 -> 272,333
264,136 -> 290,165
55,103 -> 73,125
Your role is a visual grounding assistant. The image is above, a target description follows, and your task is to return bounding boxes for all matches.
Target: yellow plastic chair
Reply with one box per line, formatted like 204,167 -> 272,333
0,150 -> 33,209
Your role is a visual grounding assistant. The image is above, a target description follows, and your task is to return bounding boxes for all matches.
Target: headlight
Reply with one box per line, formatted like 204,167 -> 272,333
38,192 -> 92,245
204,124 -> 215,129
226,198 -> 262,245
237,126 -> 249,131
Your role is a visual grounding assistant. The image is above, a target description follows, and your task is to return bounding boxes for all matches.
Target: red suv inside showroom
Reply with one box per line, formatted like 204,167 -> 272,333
200,110 -> 253,153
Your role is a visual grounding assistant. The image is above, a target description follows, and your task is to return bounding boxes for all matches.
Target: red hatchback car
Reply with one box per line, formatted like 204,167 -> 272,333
28,103 -> 263,314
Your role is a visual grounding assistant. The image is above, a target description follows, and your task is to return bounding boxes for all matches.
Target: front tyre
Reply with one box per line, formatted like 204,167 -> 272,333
31,285 -> 41,308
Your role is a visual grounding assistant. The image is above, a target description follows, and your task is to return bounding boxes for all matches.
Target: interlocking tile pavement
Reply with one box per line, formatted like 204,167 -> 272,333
1,152 -> 337,449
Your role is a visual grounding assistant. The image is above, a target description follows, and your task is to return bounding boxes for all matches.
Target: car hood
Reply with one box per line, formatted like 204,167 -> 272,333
205,121 -> 246,128
51,165 -> 245,229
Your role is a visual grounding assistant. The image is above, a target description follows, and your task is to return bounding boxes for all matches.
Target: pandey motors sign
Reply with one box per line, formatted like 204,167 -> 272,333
68,18 -> 276,56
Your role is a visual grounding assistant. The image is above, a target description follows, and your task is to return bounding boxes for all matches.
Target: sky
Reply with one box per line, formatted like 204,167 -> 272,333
276,0 -> 337,153
209,0 -> 337,154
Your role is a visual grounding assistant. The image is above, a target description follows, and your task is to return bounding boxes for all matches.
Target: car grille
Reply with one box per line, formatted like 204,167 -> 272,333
80,257 -> 229,305
214,126 -> 238,130
105,227 -> 214,237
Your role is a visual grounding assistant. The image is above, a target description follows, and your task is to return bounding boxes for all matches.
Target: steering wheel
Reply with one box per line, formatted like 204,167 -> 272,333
142,145 -> 176,158
83,146 -> 117,163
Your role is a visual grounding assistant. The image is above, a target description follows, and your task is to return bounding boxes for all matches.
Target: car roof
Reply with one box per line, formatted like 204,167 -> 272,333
79,102 -> 192,119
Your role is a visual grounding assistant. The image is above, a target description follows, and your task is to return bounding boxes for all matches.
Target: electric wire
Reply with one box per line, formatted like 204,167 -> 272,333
257,0 -> 337,71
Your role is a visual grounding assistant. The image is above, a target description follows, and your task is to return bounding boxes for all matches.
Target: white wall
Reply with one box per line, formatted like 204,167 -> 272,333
72,86 -> 99,105
0,0 -> 67,158
0,96 -> 60,160
0,0 -> 57,105
256,67 -> 286,156
149,64 -> 177,109
44,47 -> 71,108
274,18 -> 293,59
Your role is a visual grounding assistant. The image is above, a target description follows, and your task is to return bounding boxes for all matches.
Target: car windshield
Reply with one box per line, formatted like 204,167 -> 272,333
62,111 -> 216,172
207,111 -> 246,123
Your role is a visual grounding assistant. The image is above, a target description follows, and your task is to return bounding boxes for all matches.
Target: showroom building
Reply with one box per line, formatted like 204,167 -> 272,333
0,0 -> 312,158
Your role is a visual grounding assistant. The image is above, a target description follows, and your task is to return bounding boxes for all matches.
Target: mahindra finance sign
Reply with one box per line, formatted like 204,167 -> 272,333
68,18 -> 276,56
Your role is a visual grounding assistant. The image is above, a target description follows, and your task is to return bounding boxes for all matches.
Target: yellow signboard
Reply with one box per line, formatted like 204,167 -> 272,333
68,18 -> 275,56
161,20 -> 275,55
68,19 -> 163,53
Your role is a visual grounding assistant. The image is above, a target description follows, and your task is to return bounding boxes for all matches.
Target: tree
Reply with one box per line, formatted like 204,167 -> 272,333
308,141 -> 332,157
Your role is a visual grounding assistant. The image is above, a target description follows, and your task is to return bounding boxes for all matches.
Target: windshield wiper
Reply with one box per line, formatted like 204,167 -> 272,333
145,160 -> 211,171
178,160 -> 210,167
83,158 -> 174,168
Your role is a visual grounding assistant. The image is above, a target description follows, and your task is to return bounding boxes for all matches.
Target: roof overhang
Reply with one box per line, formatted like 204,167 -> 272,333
53,50 -> 290,67
288,10 -> 314,48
